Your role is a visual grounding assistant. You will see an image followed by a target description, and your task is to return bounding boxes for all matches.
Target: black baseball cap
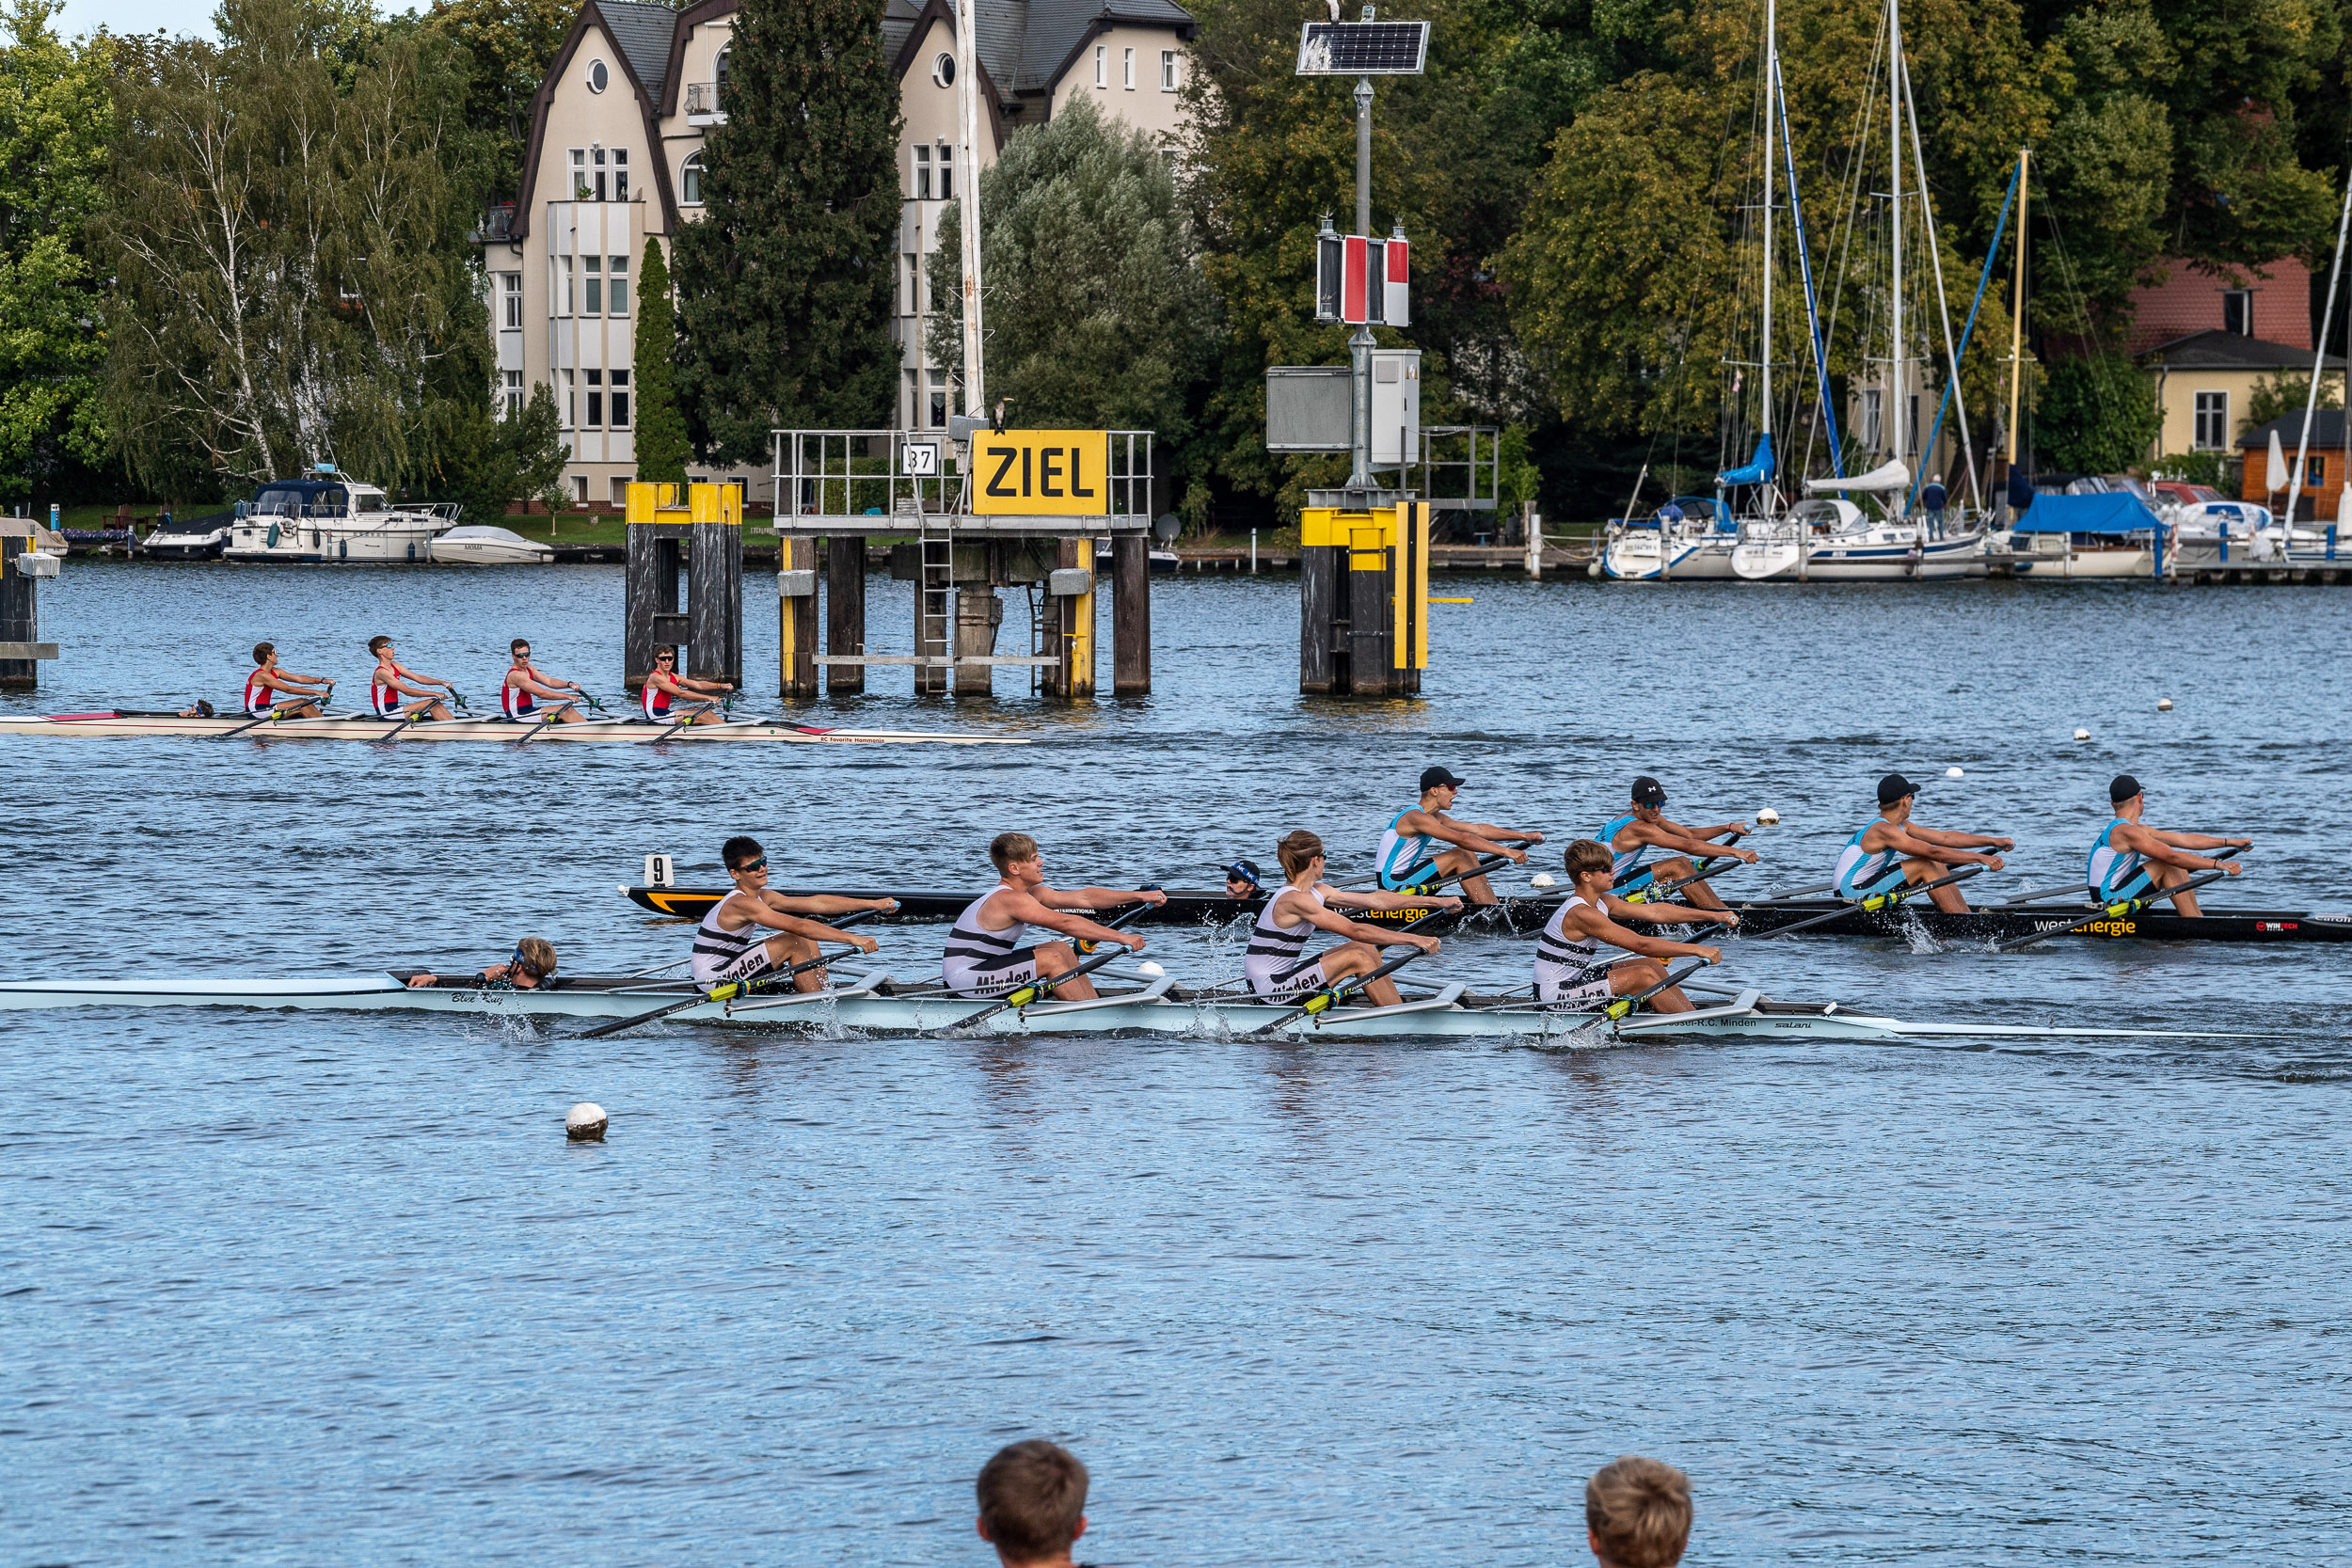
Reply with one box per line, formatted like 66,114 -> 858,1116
1877,772 -> 1918,805
2109,774 -> 2142,804
1421,766 -> 1466,791
1631,775 -> 1666,806
1224,859 -> 1262,886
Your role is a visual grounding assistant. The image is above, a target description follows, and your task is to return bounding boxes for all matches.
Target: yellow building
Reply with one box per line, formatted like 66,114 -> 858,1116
2141,329 -> 2345,466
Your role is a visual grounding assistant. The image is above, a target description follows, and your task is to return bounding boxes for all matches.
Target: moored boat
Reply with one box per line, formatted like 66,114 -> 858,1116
429,525 -> 556,564
224,470 -> 456,562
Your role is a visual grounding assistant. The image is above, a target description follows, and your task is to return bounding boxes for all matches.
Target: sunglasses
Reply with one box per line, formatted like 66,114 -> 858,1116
734,855 -> 769,874
508,948 -> 548,980
655,655 -> 675,664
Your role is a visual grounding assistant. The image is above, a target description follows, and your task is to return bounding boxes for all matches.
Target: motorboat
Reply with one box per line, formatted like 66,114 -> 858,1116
1984,492 -> 2175,578
135,511 -> 233,562
429,525 -> 554,564
223,470 -> 456,562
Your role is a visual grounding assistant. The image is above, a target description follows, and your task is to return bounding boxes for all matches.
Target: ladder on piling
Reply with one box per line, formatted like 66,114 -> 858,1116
916,518 -> 953,694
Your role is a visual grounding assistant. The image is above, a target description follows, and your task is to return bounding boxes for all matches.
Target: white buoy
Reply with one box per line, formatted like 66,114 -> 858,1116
2074,728 -> 2091,741
1531,872 -> 1556,888
1756,808 -> 1780,827
1946,766 -> 1964,778
1136,960 -> 1165,977
2157,697 -> 2174,712
566,1101 -> 608,1142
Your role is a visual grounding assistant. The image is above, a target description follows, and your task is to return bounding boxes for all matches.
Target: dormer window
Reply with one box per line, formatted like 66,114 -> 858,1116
587,58 -> 609,92
2223,289 -> 2252,337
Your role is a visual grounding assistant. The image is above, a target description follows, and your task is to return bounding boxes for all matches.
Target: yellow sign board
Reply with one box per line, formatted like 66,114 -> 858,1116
973,430 -> 1112,515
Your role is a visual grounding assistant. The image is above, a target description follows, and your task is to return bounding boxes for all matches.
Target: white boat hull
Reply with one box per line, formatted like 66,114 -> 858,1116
0,712 -> 1024,746
1603,531 -> 1735,580
226,518 -> 446,562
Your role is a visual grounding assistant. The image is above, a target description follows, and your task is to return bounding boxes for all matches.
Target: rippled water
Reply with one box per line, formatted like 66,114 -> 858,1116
5,562 -> 2348,1562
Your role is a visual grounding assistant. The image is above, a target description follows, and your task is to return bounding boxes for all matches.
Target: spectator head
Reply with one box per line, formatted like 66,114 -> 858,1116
1585,1455 -> 1691,1568
976,1439 -> 1089,1567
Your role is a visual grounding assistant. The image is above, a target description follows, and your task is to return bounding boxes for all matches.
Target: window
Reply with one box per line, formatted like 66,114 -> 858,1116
610,477 -> 630,506
680,152 -> 704,205
2311,455 -> 2328,487
569,148 -> 588,199
913,143 -> 931,199
608,255 -> 628,315
932,51 -> 955,87
610,369 -> 629,428
501,370 -> 523,418
557,254 -> 574,314
612,148 -> 628,202
906,254 -> 920,313
1161,50 -> 1179,90
573,475 -> 590,504
501,272 -> 521,328
929,379 -> 946,429
1858,388 -> 1883,451
2224,289 -> 2252,336
582,254 -> 602,314
937,140 -> 953,199
2193,390 -> 2228,451
1094,43 -> 1105,87
716,48 -> 730,89
587,58 -> 609,93
585,369 -> 603,427
1123,46 -> 1136,88
562,369 -> 576,427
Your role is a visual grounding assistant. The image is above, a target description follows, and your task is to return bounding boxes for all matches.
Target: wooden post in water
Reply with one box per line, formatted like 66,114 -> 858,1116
777,535 -> 818,696
626,482 -> 739,694
824,534 -> 866,695
0,527 -> 56,689
1047,537 -> 1097,699
686,483 -> 742,688
1299,531 -> 1343,693
1299,503 -> 1425,695
1112,533 -> 1150,694
953,583 -> 1001,696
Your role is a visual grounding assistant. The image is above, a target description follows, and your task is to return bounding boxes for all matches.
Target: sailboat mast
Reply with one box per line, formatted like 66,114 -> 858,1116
2006,149 -> 2027,467
1887,0 -> 1903,493
1760,0 -> 1775,450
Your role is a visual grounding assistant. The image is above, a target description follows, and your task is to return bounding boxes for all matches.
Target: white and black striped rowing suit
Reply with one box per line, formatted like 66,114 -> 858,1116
1243,882 -> 1332,997
1533,894 -> 1616,1007
691,895 -> 776,986
942,885 -> 1043,997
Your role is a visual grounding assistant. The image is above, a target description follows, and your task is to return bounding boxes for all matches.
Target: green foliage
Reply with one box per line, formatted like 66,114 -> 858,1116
2243,369 -> 2344,435
444,377 -> 566,518
2036,353 -> 2159,472
631,237 -> 689,486
421,0 -> 569,197
1496,423 -> 1540,510
0,0 -> 113,499
2157,449 -> 2228,487
671,0 -> 901,463
925,97 -> 1216,461
97,0 -> 491,493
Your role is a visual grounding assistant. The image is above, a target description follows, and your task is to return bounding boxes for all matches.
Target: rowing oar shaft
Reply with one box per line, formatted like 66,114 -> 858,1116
577,910 -> 880,1039
1245,911 -> 1446,1037
1604,956 -> 1712,1021
921,893 -> 1158,1036
1748,863 -> 1984,942
1994,863 -> 2236,953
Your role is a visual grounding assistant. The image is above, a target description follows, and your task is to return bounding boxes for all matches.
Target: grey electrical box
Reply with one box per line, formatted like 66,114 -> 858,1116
1265,365 -> 1353,452
776,568 -> 816,598
1370,349 -> 1420,467
1046,568 -> 1093,596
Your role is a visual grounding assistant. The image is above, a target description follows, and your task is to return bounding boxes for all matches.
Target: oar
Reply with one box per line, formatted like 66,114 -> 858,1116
514,694 -> 586,745
1753,879 -> 1836,903
1244,911 -> 1447,1037
576,911 -> 881,1039
1620,848 -> 1749,906
1994,863 -> 2238,953
1747,863 -> 1985,942
651,699 -> 721,743
1603,956 -> 1713,1021
917,894 -> 1159,1036
1996,882 -> 2097,906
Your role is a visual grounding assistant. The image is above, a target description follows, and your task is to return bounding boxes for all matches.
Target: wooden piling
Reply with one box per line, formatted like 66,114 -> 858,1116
1050,538 -> 1098,699
686,485 -> 742,688
0,531 -> 41,689
1112,533 -> 1150,695
953,585 -> 1001,696
1299,542 -> 1343,693
824,534 -> 866,695
777,536 -> 818,697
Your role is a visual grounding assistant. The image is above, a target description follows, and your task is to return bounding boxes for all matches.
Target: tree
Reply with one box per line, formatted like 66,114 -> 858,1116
925,97 -> 1216,452
421,0 -> 570,198
0,0 -> 114,500
2035,354 -> 2159,473
2242,369 -> 2344,436
632,236 -> 688,485
446,377 -> 566,519
97,0 -> 491,494
671,0 -> 900,462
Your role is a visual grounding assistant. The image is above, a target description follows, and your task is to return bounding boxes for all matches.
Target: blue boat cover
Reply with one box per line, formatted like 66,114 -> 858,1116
2009,492 -> 2164,534
1716,434 -> 1774,487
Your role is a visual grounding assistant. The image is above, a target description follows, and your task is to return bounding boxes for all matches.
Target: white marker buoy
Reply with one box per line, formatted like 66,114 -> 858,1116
1136,960 -> 1166,977
2157,698 -> 2174,712
566,1101 -> 608,1142
1756,808 -> 1780,827
2074,728 -> 2091,741
1531,872 -> 1557,888
1946,766 -> 1964,778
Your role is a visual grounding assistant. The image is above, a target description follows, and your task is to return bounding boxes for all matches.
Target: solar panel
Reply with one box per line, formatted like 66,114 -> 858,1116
1295,21 -> 1429,75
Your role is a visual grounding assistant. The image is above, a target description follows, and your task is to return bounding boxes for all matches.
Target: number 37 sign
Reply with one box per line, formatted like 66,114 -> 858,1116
972,430 -> 1111,516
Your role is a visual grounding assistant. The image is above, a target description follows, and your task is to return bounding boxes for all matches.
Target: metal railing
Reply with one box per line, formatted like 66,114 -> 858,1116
684,81 -> 723,116
1417,425 -> 1500,511
770,428 -> 1155,526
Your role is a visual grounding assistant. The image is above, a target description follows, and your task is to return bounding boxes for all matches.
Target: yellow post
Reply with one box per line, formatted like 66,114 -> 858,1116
1067,537 -> 1095,698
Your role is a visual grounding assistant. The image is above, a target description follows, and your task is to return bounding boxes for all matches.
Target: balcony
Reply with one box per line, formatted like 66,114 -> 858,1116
469,202 -> 516,244
684,81 -> 725,124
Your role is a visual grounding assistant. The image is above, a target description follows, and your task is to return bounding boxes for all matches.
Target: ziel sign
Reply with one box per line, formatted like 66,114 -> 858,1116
972,430 -> 1111,516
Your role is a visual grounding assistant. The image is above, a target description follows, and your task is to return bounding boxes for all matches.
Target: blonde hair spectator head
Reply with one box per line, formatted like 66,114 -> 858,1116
1585,1454 -> 1692,1568
976,1439 -> 1089,1568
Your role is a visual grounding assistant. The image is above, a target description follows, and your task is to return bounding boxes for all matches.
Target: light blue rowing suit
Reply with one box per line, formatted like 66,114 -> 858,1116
1597,813 -> 1653,891
2086,818 -> 2152,901
1375,810 -> 1441,892
1833,824 -> 1909,898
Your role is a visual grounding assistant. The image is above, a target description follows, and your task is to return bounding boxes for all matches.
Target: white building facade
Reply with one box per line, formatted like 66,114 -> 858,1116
477,0 -> 1196,509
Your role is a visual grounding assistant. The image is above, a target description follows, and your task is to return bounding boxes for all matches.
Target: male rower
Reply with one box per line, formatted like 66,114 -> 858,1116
942,832 -> 1169,1002
502,638 -> 587,723
368,635 -> 456,721
407,937 -> 559,990
244,641 -> 332,718
692,836 -> 896,994
640,647 -> 733,723
1834,772 -> 2011,913
1534,840 -> 1727,1015
1245,830 -> 1454,1006
1597,775 -> 1759,911
2087,774 -> 2249,917
1375,766 -> 1545,905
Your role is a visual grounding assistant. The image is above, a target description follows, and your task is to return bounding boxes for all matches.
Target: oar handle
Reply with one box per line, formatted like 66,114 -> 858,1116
1605,955 -> 1711,1020
1248,910 -> 1446,1035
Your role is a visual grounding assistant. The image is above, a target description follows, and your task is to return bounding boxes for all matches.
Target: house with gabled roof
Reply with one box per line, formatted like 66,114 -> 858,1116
476,0 -> 1196,510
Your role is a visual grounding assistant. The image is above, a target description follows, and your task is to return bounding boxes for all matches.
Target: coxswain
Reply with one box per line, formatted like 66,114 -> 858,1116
1223,860 -> 1263,901
367,635 -> 455,721
1834,772 -> 2010,912
407,937 -> 560,990
640,647 -> 732,723
1533,839 -> 1730,1015
1244,831 -> 1454,1006
2086,774 -> 2249,916
691,836 -> 894,993
502,638 -> 587,723
244,641 -> 332,718
1373,766 -> 1545,905
942,833 -> 1168,1002
1597,775 -> 1758,910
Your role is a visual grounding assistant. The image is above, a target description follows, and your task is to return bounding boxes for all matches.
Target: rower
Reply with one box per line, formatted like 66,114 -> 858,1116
1223,860 -> 1263,901
244,641 -> 332,718
692,836 -> 894,993
1834,772 -> 2010,912
2087,774 -> 2249,916
367,635 -> 455,721
1597,775 -> 1758,910
1374,766 -> 1545,905
640,647 -> 732,723
1533,839 -> 1729,1015
942,832 -> 1168,1002
1245,830 -> 1454,1006
502,638 -> 587,723
407,937 -> 559,990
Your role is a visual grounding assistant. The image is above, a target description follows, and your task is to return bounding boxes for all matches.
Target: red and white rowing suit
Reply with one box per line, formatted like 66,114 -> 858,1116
244,673 -> 278,716
370,663 -> 405,716
501,668 -> 539,718
641,679 -> 673,721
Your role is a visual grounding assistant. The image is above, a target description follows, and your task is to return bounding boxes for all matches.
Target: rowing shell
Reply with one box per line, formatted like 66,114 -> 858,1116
619,884 -> 2352,944
0,972 -> 2248,1043
0,711 -> 1025,746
